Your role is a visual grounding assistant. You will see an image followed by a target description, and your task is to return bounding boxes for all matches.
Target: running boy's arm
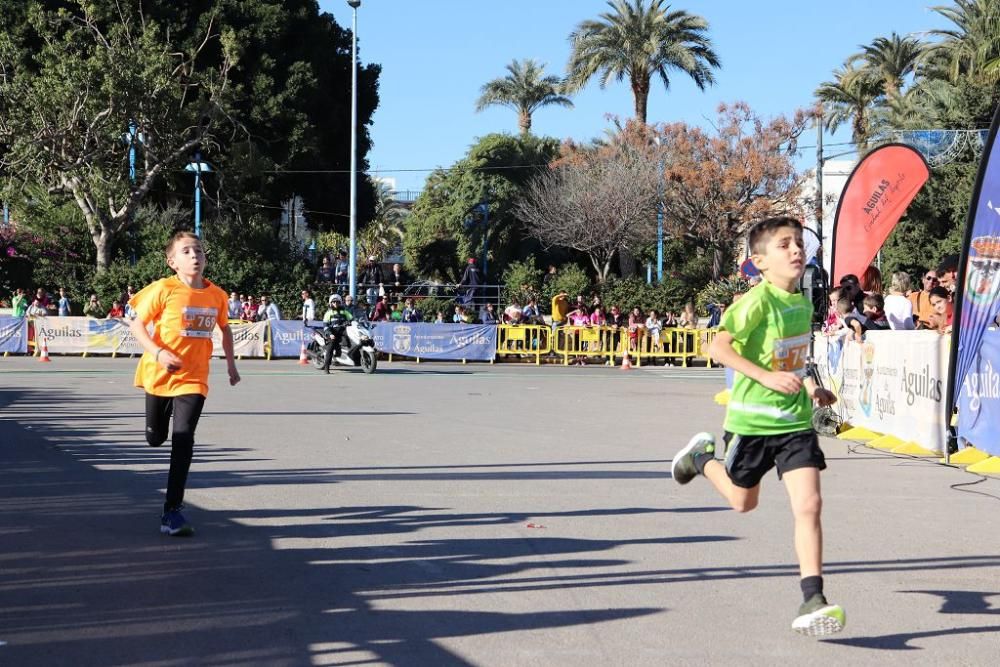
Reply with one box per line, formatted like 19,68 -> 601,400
708,330 -> 803,395
128,314 -> 183,372
217,322 -> 241,386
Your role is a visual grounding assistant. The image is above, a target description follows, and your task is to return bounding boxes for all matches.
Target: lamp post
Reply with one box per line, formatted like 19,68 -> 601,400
184,152 -> 212,238
347,0 -> 361,301
652,137 -> 666,283
125,121 -> 143,264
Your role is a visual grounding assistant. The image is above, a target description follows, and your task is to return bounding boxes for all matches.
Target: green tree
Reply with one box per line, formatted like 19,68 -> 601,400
475,59 -> 573,136
404,133 -> 561,282
857,32 -> 924,101
0,0 -> 236,270
565,0 -> 720,124
358,179 -> 408,262
929,0 -> 1000,84
815,61 -> 884,152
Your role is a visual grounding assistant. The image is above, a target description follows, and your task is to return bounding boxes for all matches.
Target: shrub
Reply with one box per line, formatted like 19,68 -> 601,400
598,276 -> 694,315
502,256 -> 543,306
540,263 -> 591,312
696,276 -> 752,313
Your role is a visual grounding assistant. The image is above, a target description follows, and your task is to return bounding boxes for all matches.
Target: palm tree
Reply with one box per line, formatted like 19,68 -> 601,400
566,0 -> 720,124
475,59 -> 573,136
815,61 -> 885,153
857,32 -> 924,101
360,179 -> 407,261
929,0 -> 1000,84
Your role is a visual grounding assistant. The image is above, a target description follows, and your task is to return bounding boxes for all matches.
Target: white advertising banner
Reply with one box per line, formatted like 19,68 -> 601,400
813,330 -> 949,452
212,320 -> 267,358
31,317 -> 267,358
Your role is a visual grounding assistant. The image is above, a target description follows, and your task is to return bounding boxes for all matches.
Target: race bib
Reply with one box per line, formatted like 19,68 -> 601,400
181,307 -> 217,338
773,332 -> 810,377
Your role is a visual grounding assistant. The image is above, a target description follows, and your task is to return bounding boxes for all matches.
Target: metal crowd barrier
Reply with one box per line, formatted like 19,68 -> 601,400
495,324 -> 551,365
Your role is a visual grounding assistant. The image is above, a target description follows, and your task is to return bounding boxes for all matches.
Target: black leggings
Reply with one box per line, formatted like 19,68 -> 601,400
145,393 -> 206,512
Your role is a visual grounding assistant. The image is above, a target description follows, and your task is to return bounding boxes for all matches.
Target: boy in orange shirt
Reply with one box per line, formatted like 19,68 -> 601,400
128,231 -> 240,536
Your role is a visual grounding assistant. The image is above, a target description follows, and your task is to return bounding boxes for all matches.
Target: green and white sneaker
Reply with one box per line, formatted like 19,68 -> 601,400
671,433 -> 715,485
792,594 -> 845,636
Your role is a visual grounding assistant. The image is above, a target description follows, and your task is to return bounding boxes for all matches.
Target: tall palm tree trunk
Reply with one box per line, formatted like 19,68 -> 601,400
632,76 -> 650,124
518,110 -> 532,136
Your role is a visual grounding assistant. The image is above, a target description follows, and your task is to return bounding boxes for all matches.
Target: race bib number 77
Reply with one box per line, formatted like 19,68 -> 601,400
773,332 -> 810,377
181,307 -> 217,338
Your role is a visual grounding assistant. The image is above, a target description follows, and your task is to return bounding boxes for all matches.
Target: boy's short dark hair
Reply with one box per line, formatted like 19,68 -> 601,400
836,297 -> 853,314
863,293 -> 884,310
937,253 -> 959,275
748,217 -> 803,255
929,286 -> 951,300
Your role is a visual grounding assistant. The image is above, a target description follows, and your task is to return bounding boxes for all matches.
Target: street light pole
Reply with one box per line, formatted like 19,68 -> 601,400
347,0 -> 361,302
653,137 -> 664,283
185,152 -> 212,238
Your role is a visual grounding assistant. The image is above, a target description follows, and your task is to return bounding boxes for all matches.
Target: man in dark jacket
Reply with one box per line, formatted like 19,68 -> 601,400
458,258 -> 481,305
360,256 -> 384,303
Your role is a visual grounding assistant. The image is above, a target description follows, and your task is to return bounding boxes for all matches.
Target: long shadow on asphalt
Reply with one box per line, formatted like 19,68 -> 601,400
0,386 -> 663,665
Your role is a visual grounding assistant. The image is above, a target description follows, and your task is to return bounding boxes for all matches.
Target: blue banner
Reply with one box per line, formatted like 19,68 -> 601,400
371,323 -> 497,361
949,104 -> 1000,423
958,329 -> 1000,456
0,316 -> 28,353
269,320 -> 314,357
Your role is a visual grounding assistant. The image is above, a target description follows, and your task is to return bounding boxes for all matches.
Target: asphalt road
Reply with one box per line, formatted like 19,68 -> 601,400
2,357 -> 999,666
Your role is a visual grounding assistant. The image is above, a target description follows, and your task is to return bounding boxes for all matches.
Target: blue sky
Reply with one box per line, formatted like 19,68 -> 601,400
318,0 -> 950,193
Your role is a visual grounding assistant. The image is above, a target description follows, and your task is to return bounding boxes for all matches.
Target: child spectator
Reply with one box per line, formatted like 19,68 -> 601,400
26,298 -> 48,317
58,288 -> 71,317
434,310 -> 444,324
884,272 -> 915,330
522,298 -> 541,324
241,296 -> 258,322
107,300 -> 126,318
589,305 -> 607,326
628,306 -> 645,350
927,286 -> 953,334
12,288 -> 28,317
127,230 -> 240,536
503,300 -> 523,325
453,305 -> 465,324
845,294 -> 888,343
390,302 -> 403,322
370,295 -> 389,321
645,309 -> 662,351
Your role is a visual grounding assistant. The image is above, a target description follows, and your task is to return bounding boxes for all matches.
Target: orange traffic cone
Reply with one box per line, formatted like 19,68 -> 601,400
39,334 -> 51,363
298,341 -> 309,365
620,348 -> 632,371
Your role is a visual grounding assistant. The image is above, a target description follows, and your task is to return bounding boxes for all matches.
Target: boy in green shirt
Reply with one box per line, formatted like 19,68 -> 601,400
12,288 -> 28,317
671,217 -> 844,636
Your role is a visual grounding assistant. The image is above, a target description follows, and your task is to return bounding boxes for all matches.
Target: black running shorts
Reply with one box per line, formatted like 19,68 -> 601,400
723,430 -> 826,489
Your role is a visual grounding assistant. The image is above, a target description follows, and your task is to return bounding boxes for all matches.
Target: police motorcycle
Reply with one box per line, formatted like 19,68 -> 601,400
304,296 -> 378,374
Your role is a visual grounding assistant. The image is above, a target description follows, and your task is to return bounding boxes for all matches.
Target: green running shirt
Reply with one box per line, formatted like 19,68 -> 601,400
721,279 -> 814,435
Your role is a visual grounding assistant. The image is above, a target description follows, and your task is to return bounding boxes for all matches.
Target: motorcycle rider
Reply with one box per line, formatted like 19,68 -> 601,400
322,294 -> 353,373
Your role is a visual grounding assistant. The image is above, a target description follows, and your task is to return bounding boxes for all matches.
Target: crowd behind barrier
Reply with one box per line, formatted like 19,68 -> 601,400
0,314 -> 720,365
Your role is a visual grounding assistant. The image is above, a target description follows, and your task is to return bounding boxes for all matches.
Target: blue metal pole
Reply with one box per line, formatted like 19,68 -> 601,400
657,156 -> 664,283
347,2 -> 360,301
128,122 -> 137,183
194,160 -> 202,238
2,202 -> 9,226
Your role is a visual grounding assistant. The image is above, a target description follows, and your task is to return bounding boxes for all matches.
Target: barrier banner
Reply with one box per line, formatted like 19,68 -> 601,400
947,103 -> 1000,435
957,329 -> 1000,456
212,320 -> 267,358
34,317 -> 90,354
269,320 -> 313,357
813,330 -> 948,452
0,316 -> 28,353
831,144 -> 930,284
86,317 -> 144,355
371,323 -> 497,361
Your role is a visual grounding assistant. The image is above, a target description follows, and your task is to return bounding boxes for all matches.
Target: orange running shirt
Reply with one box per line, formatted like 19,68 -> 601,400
129,276 -> 229,397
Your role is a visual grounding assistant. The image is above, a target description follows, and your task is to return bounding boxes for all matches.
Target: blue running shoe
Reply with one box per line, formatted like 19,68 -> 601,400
160,508 -> 194,537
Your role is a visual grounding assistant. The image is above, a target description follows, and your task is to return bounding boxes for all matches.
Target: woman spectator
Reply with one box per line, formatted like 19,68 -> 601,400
241,296 -> 259,322
83,294 -> 103,318
503,300 -> 523,325
627,306 -> 645,350
481,302 -> 499,325
567,304 -> 591,365
26,298 -> 48,317
679,302 -> 698,329
861,265 -> 883,295
107,300 -> 125,318
589,305 -> 607,327
884,272 -> 915,330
